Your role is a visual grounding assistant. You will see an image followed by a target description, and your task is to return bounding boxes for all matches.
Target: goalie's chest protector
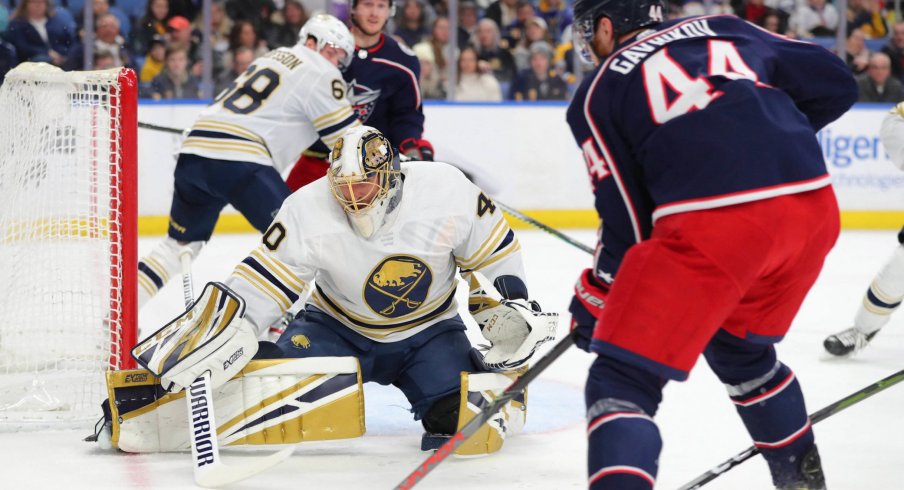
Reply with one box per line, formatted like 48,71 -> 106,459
304,163 -> 484,342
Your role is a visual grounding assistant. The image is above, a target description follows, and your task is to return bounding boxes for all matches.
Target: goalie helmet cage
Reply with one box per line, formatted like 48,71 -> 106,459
0,64 -> 137,431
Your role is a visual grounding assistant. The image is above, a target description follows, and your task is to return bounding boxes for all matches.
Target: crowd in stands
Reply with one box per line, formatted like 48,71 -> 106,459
1,0 -> 904,102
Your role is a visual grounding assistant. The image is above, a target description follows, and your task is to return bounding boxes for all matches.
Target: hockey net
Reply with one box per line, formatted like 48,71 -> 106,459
0,64 -> 137,431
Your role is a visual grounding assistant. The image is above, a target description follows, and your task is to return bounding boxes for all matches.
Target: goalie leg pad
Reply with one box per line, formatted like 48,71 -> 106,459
105,357 -> 365,452
452,371 -> 527,457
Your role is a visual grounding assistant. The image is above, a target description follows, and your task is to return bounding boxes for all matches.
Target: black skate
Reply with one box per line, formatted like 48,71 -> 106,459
823,327 -> 878,357
776,445 -> 826,490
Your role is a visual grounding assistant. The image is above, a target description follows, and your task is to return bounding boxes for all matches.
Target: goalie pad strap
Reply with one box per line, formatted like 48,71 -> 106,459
106,357 -> 365,452
453,371 -> 527,457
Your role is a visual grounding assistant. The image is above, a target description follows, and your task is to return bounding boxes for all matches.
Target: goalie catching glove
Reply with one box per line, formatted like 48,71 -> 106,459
468,272 -> 558,369
131,282 -> 259,393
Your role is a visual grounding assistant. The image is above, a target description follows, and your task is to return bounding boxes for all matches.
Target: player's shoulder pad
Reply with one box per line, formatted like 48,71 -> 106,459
378,35 -> 420,68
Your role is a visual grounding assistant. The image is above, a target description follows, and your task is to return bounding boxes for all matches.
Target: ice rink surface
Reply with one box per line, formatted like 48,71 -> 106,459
3,228 -> 903,489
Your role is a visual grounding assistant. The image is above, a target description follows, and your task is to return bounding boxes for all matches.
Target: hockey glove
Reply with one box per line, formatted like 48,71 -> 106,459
569,268 -> 609,352
399,137 -> 434,161
132,282 -> 259,393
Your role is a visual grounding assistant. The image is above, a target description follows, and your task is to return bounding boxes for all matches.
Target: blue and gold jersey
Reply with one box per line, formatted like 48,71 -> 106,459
225,161 -> 525,342
567,15 -> 857,284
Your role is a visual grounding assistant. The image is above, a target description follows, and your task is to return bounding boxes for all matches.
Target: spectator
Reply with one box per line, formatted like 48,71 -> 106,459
857,52 -> 904,102
512,15 -> 551,72
5,0 -> 78,67
536,0 -> 572,43
393,0 -> 433,48
882,22 -> 904,82
228,19 -> 268,60
77,0 -> 131,38
208,1 -> 234,53
473,17 -> 516,83
166,15 -> 200,69
682,0 -> 733,17
265,0 -> 308,48
847,28 -> 871,74
0,40 -> 15,86
93,47 -> 115,69
139,34 -> 166,83
510,41 -> 567,100
214,45 -> 253,95
455,45 -> 502,101
224,0 -> 275,34
415,45 -> 445,99
93,13 -> 129,67
0,3 -> 9,31
789,0 -> 839,38
484,0 -> 517,32
760,11 -> 785,35
847,0 -> 888,39
149,45 -> 201,99
413,16 -> 455,92
456,0 -> 479,49
501,0 -> 535,51
130,0 -> 169,57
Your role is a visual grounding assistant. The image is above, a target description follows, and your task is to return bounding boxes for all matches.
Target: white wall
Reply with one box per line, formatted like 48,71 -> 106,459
135,102 -> 903,218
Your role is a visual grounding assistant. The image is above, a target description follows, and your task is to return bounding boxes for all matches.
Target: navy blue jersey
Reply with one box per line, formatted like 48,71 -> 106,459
567,15 -> 857,284
345,33 -> 424,147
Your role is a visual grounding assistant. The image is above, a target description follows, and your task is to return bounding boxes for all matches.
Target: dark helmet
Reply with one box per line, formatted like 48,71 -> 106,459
572,0 -> 665,62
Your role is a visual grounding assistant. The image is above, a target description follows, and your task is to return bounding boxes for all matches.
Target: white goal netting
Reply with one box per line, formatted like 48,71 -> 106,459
0,63 -> 136,431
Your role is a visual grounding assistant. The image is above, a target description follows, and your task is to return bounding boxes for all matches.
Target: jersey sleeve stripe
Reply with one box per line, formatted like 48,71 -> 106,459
250,248 -> 306,292
312,282 -> 458,327
142,256 -> 170,283
456,218 -> 509,269
312,106 -> 354,128
231,265 -> 292,311
240,257 -> 300,305
373,58 -> 422,109
472,239 -> 521,270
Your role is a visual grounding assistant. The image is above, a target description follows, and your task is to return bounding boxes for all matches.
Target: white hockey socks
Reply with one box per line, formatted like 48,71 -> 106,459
137,237 -> 203,309
854,245 -> 904,334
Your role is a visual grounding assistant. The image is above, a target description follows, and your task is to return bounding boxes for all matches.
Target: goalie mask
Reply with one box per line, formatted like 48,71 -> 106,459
328,126 -> 402,238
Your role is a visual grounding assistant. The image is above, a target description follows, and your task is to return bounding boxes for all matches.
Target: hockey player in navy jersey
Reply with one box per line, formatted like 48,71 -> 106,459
286,0 -> 433,191
565,1 -> 857,488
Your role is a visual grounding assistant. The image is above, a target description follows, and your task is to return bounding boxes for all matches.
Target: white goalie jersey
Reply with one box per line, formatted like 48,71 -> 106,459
224,161 -> 526,342
180,45 -> 360,172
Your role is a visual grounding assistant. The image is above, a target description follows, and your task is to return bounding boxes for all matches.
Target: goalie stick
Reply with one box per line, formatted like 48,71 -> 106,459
393,330 -> 577,490
176,249 -> 294,488
678,366 -> 904,490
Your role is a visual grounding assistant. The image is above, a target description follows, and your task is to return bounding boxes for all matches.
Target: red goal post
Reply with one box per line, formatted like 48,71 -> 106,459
0,64 -> 137,430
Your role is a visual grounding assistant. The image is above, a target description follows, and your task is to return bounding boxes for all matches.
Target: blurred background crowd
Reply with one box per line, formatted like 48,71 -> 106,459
1,0 -> 903,102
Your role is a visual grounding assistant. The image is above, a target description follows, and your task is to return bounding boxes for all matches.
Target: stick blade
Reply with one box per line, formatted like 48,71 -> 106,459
194,446 -> 295,488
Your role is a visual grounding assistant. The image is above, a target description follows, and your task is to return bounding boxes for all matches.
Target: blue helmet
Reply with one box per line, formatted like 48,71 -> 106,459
572,0 -> 665,62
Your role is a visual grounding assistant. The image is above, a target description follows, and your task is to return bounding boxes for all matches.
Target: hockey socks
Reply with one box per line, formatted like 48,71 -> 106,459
585,356 -> 664,490
705,331 -> 818,487
853,244 -> 904,334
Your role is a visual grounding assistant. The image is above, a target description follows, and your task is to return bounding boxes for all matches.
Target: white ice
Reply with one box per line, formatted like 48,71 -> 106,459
2,229 -> 903,489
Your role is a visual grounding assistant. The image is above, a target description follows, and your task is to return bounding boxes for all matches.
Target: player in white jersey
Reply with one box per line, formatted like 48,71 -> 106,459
825,102 -> 904,356
221,126 -> 556,444
137,14 -> 361,309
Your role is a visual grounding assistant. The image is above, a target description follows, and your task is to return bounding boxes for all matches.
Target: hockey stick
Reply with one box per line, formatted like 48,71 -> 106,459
177,249 -> 294,488
394,330 -> 577,490
678,366 -> 904,490
495,200 -> 595,255
139,120 -> 184,135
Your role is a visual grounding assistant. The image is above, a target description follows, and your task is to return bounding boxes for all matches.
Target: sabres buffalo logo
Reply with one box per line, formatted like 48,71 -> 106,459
365,256 -> 432,318
291,335 -> 311,349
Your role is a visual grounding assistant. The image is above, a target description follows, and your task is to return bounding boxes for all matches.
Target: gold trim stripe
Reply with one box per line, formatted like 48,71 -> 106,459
458,218 -> 508,269
143,256 -> 170,283
312,106 -> 354,128
217,374 -> 325,435
194,120 -> 266,145
232,266 -> 291,311
472,239 -> 521,270
182,139 -> 270,158
315,281 -> 458,326
250,247 -> 305,293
